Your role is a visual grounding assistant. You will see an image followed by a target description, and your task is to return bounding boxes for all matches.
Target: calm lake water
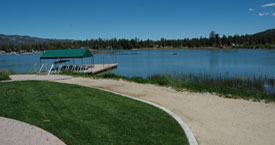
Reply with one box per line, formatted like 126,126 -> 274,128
1,49 -> 275,79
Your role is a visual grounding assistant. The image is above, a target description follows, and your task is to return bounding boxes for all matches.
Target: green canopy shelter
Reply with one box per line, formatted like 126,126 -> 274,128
40,49 -> 94,67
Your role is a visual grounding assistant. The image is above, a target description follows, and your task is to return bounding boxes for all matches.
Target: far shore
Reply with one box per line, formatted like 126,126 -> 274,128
1,47 -> 275,55
0,51 -> 43,55
137,46 -> 275,50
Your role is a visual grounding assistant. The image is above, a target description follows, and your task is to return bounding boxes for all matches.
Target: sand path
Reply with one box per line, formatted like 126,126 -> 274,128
55,77 -> 275,145
0,117 -> 65,145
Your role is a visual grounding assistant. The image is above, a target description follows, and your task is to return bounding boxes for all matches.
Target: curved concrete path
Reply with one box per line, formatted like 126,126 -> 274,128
53,78 -> 198,145
0,117 -> 65,145
9,74 -> 72,81
94,87 -> 198,145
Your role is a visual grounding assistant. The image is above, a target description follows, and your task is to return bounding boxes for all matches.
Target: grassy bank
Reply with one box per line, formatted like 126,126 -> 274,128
0,70 -> 11,81
92,73 -> 275,102
0,81 -> 188,145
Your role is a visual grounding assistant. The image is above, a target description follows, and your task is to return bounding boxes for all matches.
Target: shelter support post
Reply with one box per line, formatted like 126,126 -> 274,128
103,55 -> 104,67
91,56 -> 94,67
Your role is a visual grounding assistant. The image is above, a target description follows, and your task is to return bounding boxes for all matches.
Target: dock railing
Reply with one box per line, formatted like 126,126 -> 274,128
39,63 -> 117,75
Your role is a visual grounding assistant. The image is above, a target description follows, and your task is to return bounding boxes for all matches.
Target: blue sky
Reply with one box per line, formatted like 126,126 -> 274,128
0,0 -> 274,40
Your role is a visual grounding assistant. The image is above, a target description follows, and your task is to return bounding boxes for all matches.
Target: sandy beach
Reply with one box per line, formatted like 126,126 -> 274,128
54,77 -> 275,145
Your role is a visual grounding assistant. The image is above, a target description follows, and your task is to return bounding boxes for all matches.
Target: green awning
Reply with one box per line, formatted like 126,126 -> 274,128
40,49 -> 93,59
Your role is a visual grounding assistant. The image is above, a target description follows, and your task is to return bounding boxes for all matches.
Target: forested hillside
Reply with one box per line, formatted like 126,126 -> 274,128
0,29 -> 274,53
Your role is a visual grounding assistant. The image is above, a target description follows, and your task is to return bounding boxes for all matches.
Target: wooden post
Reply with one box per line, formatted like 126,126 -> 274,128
91,57 -> 93,67
58,57 -> 60,74
115,53 -> 117,63
103,55 -> 104,67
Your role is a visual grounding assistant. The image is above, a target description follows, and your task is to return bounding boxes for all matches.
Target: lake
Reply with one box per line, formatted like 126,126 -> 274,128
1,49 -> 275,79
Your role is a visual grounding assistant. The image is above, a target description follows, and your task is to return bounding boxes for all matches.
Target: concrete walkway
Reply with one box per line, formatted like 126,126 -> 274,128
0,117 -> 65,145
9,74 -> 72,81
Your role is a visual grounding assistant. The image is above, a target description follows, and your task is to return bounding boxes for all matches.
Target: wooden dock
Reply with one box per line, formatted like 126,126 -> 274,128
84,63 -> 118,74
47,63 -> 118,75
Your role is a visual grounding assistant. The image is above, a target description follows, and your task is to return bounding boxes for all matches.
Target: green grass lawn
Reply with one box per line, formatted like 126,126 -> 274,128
0,81 -> 189,145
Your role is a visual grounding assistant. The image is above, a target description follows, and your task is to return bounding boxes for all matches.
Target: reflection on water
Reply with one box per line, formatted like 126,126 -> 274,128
1,49 -> 275,79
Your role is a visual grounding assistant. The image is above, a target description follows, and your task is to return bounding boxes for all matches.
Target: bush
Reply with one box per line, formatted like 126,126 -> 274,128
0,70 -> 11,81
131,76 -> 149,83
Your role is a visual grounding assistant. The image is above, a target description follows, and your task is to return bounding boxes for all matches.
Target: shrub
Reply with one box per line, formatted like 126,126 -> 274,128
0,70 -> 11,81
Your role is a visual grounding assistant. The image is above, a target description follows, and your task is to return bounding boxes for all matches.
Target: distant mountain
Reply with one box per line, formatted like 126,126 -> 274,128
0,34 -> 73,44
253,29 -> 275,36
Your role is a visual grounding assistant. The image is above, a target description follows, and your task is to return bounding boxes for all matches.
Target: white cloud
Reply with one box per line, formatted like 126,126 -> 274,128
261,3 -> 275,7
259,12 -> 269,16
249,8 -> 253,11
272,12 -> 275,16
259,13 -> 264,16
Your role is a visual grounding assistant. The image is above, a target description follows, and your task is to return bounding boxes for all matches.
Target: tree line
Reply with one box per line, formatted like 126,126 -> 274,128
1,31 -> 275,53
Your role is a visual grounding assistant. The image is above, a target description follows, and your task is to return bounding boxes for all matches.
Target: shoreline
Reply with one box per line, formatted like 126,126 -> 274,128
138,46 -> 275,50
1,47 -> 275,55
0,51 -> 43,55
64,72 -> 275,103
